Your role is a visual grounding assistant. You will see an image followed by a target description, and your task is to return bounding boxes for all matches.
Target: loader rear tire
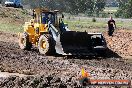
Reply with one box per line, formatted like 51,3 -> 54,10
19,32 -> 32,50
38,34 -> 55,55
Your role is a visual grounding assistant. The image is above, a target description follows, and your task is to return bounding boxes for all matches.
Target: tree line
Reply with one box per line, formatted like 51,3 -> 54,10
0,0 -> 132,18
22,0 -> 106,16
116,0 -> 132,18
22,0 -> 132,18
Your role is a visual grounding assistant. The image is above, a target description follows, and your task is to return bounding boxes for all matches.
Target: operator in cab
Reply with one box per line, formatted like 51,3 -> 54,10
42,13 -> 49,24
42,13 -> 55,24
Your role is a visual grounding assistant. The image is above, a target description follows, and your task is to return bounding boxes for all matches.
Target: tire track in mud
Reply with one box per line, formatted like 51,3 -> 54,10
0,31 -> 132,77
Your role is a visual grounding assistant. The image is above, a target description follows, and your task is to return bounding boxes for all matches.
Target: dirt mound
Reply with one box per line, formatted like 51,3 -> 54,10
0,31 -> 131,87
0,75 -> 81,88
0,7 -> 31,24
104,30 -> 132,57
0,31 -> 18,43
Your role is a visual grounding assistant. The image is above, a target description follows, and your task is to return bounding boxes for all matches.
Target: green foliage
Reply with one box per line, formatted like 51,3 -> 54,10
116,0 -> 132,18
22,0 -> 106,15
94,0 -> 106,16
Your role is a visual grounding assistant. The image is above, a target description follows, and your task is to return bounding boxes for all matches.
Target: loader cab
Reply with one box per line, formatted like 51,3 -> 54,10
33,9 -> 59,26
41,12 -> 56,24
41,11 -> 59,27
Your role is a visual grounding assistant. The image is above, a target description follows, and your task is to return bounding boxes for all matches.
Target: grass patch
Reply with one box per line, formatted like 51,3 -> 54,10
64,17 -> 132,32
64,19 -> 107,32
0,16 -> 132,34
0,22 -> 23,33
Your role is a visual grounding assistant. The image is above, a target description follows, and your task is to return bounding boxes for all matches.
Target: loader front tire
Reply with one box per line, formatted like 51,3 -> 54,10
19,33 -> 32,50
38,34 -> 55,55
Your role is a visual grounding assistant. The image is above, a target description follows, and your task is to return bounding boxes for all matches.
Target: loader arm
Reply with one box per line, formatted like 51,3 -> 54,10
48,20 -> 70,41
48,21 -> 107,56
48,22 -> 66,55
48,23 -> 59,41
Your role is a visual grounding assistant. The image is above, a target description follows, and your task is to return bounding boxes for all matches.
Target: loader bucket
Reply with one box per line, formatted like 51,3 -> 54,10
54,31 -> 107,55
60,31 -> 92,55
49,24 -> 107,56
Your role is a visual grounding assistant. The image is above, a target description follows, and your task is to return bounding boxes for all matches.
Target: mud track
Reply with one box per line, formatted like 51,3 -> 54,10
0,31 -> 132,87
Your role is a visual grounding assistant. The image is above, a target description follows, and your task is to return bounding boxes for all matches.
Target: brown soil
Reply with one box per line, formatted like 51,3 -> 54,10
0,7 -> 31,25
104,30 -> 132,57
0,30 -> 131,87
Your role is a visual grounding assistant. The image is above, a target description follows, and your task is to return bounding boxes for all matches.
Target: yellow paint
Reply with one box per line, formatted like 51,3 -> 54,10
21,8 -> 58,47
42,40 -> 46,49
81,68 -> 90,78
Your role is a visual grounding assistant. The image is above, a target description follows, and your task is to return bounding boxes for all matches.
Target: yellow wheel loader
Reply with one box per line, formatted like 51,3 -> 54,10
19,8 -> 107,56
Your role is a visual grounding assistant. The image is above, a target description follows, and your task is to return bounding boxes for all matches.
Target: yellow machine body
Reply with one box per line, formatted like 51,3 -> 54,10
23,8 -> 57,46
19,8 -> 107,56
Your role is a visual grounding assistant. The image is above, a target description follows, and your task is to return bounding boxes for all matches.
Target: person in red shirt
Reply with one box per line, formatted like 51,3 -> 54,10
107,16 -> 116,36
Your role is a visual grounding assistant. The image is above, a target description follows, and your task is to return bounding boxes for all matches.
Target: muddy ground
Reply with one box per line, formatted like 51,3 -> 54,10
0,30 -> 131,88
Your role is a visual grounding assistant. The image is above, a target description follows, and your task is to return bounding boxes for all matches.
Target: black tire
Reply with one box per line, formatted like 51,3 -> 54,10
19,32 -> 32,50
38,34 -> 55,55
